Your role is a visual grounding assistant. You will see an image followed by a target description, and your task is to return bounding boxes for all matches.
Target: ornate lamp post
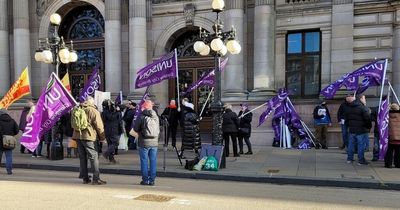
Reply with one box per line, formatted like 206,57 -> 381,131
34,13 -> 78,78
193,0 -> 241,168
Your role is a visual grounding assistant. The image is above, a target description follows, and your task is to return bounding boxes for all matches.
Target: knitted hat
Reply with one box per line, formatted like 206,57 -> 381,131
142,100 -> 153,110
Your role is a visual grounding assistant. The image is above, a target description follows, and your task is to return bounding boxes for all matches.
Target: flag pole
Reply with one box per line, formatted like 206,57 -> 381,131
174,48 -> 181,111
199,87 -> 214,118
239,101 -> 268,118
378,59 -> 388,109
388,81 -> 400,104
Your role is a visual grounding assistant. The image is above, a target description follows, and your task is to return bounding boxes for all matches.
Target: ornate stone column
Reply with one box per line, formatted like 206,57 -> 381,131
252,0 -> 275,97
223,0 -> 245,98
105,0 -> 122,93
392,7 -> 400,95
13,0 -> 31,80
129,0 -> 147,95
0,0 -> 10,95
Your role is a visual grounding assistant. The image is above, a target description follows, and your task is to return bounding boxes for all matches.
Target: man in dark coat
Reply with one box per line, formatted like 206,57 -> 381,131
345,95 -> 371,165
238,103 -> 253,155
180,102 -> 201,158
337,94 -> 354,150
102,99 -> 122,164
123,101 -> 137,150
161,100 -> 180,148
222,104 -> 240,157
0,109 -> 19,175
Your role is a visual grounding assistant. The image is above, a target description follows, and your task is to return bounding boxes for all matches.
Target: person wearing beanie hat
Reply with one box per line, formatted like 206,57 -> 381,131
161,100 -> 180,148
133,99 -> 160,186
313,99 -> 332,149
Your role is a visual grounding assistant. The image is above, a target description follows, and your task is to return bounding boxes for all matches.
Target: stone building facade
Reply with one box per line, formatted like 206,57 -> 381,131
1,0 -> 399,145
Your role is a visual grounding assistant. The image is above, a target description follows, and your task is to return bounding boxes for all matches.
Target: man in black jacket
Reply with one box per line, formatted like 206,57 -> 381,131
102,100 -> 122,164
0,109 -> 19,175
345,95 -> 372,165
123,101 -> 137,150
238,103 -> 253,155
337,94 -> 355,150
222,104 -> 240,157
161,100 -> 179,148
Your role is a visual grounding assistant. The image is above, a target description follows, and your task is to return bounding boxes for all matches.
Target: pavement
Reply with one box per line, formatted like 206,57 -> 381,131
2,143 -> 400,191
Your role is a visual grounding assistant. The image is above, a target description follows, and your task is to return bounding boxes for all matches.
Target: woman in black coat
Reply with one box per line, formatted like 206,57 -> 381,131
222,104 -> 240,157
180,103 -> 201,158
101,100 -> 122,164
0,109 -> 19,175
238,104 -> 253,155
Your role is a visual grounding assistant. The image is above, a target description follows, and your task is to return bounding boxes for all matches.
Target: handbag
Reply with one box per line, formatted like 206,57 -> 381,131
2,135 -> 17,150
239,127 -> 250,135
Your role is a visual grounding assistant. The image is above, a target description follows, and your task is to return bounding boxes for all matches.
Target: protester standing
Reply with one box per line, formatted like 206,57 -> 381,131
101,99 -> 122,164
72,96 -> 107,185
385,103 -> 400,168
133,100 -> 160,185
180,102 -> 201,158
337,95 -> 354,150
313,100 -> 332,149
345,95 -> 371,165
123,101 -> 137,150
18,99 -> 35,154
0,109 -> 19,175
222,104 -> 240,157
161,100 -> 180,148
238,103 -> 253,155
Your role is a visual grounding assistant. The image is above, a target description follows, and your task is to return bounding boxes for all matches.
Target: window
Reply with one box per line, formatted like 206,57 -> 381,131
286,31 -> 321,97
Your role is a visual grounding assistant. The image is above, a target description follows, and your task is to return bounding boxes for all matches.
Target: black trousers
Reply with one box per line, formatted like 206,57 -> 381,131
385,144 -> 400,167
223,132 -> 238,156
166,125 -> 178,147
238,135 -> 252,153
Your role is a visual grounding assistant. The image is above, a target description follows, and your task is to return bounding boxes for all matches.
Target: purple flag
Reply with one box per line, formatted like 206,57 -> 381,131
79,66 -> 101,102
135,50 -> 177,89
258,88 -> 288,127
181,58 -> 229,96
321,59 -> 387,99
115,91 -> 123,105
131,87 -> 149,129
20,73 -> 78,152
378,96 -> 389,160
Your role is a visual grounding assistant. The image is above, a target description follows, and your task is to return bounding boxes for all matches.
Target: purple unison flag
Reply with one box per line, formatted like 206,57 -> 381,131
181,58 -> 229,96
79,66 -> 101,102
378,96 -> 389,160
115,91 -> 123,105
131,87 -> 149,129
258,88 -> 288,127
321,59 -> 387,99
135,51 -> 177,89
20,73 -> 78,152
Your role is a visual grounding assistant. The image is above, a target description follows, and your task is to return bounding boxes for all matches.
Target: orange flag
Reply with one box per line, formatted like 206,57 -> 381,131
0,67 -> 31,109
61,72 -> 71,92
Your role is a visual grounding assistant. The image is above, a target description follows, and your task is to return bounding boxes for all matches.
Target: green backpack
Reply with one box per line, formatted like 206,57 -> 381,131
203,150 -> 219,171
71,106 -> 89,134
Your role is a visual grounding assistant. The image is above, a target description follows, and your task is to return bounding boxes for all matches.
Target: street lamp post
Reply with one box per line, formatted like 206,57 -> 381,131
193,0 -> 241,168
34,13 -> 78,78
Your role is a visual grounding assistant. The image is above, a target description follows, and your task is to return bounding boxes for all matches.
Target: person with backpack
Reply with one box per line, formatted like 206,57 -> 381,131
0,109 -> 19,175
133,99 -> 160,186
313,100 -> 332,149
101,99 -> 122,164
72,96 -> 107,185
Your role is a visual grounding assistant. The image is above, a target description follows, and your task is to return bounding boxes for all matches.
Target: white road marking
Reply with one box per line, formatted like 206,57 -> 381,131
113,194 -> 136,200
168,199 -> 191,205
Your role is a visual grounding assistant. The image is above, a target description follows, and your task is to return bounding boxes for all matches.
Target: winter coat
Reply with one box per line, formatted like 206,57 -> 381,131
222,109 -> 239,133
123,108 -> 136,133
337,101 -> 351,123
63,112 -> 74,137
238,109 -> 252,137
161,106 -> 180,128
0,111 -> 19,150
388,110 -> 400,145
133,109 -> 159,148
182,107 -> 201,150
19,106 -> 30,131
102,109 -> 122,137
72,102 -> 106,141
345,100 -> 372,135
313,104 -> 332,125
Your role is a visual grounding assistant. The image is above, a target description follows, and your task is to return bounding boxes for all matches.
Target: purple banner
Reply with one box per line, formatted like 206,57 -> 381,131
181,58 -> 228,96
131,87 -> 149,129
21,73 -> 78,152
378,96 -> 389,160
115,91 -> 123,105
79,66 -> 101,102
321,59 -> 387,99
258,88 -> 288,127
135,51 -> 177,89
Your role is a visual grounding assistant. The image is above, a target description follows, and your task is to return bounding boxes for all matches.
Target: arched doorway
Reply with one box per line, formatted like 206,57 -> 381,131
57,5 -> 105,98
167,28 -> 214,132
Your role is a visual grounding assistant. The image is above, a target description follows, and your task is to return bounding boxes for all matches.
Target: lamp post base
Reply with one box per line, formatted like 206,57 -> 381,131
211,101 -> 226,168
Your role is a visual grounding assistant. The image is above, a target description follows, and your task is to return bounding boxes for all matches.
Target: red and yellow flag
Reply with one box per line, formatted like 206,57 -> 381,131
0,67 -> 31,109
61,72 -> 71,92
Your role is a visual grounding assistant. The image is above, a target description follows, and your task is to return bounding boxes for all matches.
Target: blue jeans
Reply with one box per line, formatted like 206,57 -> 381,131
347,133 -> 368,162
341,124 -> 348,148
139,147 -> 158,183
0,148 -> 13,173
373,133 -> 379,160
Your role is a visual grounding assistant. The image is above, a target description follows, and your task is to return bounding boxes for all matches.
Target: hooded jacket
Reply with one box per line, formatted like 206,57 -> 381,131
222,109 -> 239,133
238,109 -> 252,137
181,106 -> 201,150
388,110 -> 400,144
313,104 -> 331,125
72,102 -> 106,141
345,100 -> 372,134
0,111 -> 19,150
134,109 -> 160,148
102,109 -> 122,137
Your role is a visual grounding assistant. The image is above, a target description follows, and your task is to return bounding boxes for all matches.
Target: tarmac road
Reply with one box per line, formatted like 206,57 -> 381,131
0,169 -> 399,210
